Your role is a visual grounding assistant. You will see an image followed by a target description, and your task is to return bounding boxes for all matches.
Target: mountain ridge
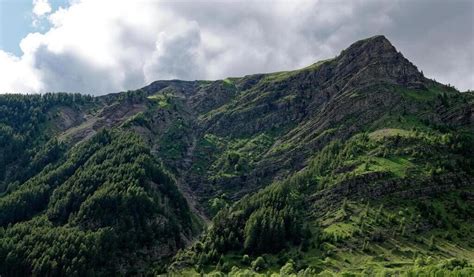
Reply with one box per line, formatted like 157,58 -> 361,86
0,35 -> 473,276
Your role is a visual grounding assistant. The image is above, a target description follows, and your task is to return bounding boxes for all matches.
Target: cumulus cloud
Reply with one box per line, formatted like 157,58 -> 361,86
144,21 -> 204,82
32,0 -> 52,17
32,0 -> 52,28
0,50 -> 42,93
0,0 -> 472,95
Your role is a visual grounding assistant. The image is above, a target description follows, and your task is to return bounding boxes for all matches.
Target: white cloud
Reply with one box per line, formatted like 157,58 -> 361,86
144,21 -> 204,82
33,0 -> 52,17
0,0 -> 472,94
0,50 -> 42,93
32,0 -> 52,28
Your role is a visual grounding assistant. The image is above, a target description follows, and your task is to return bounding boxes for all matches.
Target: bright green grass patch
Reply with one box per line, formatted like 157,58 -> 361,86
370,113 -> 431,132
262,59 -> 332,84
146,94 -> 163,100
147,93 -> 171,108
323,222 -> 359,240
369,128 -> 412,140
354,156 -> 412,178
262,71 -> 298,83
222,78 -> 238,91
223,78 -> 234,86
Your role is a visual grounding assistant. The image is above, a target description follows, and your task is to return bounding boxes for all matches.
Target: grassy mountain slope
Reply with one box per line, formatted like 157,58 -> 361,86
0,35 -> 473,275
171,128 -> 473,275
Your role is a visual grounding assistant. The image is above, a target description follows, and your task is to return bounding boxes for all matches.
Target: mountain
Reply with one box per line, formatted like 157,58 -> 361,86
0,35 -> 473,276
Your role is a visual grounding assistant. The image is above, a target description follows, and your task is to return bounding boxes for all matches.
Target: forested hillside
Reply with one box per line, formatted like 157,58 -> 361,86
0,35 -> 473,276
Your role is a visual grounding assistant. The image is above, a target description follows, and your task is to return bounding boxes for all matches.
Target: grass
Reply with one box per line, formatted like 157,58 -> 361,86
370,114 -> 431,132
147,93 -> 171,108
369,128 -> 411,140
222,78 -> 235,87
311,197 -> 474,275
323,222 -> 359,241
355,156 -> 413,178
399,88 -> 438,102
395,83 -> 455,103
261,59 -> 333,84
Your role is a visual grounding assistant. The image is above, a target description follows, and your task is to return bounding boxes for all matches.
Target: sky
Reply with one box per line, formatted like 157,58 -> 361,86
0,0 -> 472,95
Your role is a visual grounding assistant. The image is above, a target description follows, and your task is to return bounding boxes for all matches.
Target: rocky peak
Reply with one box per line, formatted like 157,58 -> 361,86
334,35 -> 424,89
343,35 -> 398,57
